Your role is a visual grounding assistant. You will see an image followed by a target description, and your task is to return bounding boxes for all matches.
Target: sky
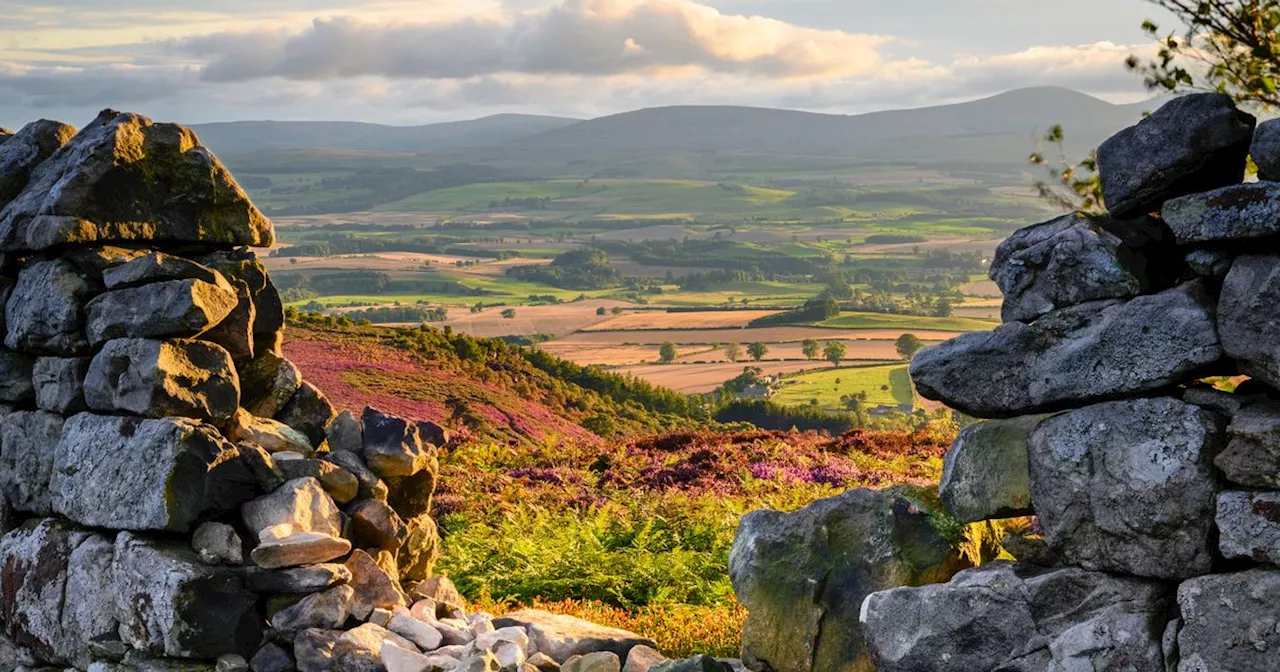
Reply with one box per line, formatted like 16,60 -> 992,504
0,0 -> 1179,126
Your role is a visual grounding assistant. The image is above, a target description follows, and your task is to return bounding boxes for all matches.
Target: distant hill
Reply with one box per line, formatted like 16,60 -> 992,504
505,87 -> 1155,164
192,113 -> 581,155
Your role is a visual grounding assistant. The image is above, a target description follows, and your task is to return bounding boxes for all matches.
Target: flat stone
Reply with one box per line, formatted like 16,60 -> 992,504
346,549 -> 407,621
192,521 -> 244,566
113,531 -> 261,659
250,532 -> 352,570
349,499 -> 408,551
0,120 -> 76,206
492,611 -> 646,664
1219,255 -> 1280,390
1164,181 -> 1280,244
939,415 -> 1046,523
387,610 -> 443,652
32,356 -> 89,413
1217,398 -> 1280,488
0,348 -> 34,403
989,213 -> 1153,323
277,382 -> 336,448
51,413 -> 255,532
270,585 -> 354,635
84,338 -> 240,422
102,251 -> 224,289
239,353 -> 302,419
383,644 -> 455,672
0,410 -> 64,515
218,654 -> 250,672
911,282 -> 1222,418
562,653 -> 620,672
85,278 -> 238,345
1177,569 -> 1280,671
293,628 -> 342,672
238,442 -> 286,493
408,575 -> 466,616
202,279 -> 256,359
362,407 -> 433,478
647,658 -> 730,672
862,562 -> 1174,672
1185,248 -> 1235,278
1098,93 -> 1255,218
1216,491 -> 1280,564
0,110 -> 273,252
729,488 -> 964,672
5,258 -> 97,355
0,518 -> 118,669
230,409 -> 314,456
335,624 -> 417,672
244,564 -> 352,594
279,458 -> 359,504
196,249 -> 284,357
1028,397 -> 1222,580
242,477 -> 343,538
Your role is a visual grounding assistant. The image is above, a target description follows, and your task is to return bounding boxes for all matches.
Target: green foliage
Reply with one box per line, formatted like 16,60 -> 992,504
802,339 -> 821,361
1029,124 -> 1104,213
1129,1 -> 1280,109
520,348 -> 708,420
344,305 -> 448,324
895,333 -> 925,360
747,342 -> 769,361
749,298 -> 840,327
824,340 -> 848,366
659,342 -> 679,364
714,399 -> 857,434
724,342 -> 743,363
508,249 -> 624,290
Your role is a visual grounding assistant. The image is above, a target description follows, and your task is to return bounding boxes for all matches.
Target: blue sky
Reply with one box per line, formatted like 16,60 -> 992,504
0,0 -> 1177,125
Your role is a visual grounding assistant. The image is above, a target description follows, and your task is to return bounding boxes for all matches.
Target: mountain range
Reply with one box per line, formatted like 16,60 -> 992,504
194,87 -> 1155,165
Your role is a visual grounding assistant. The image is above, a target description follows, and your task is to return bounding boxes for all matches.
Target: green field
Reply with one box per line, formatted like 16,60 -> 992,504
813,312 -> 998,332
772,365 -> 915,412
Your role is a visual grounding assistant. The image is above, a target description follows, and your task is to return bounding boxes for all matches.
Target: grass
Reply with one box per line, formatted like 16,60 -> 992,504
813,311 -> 998,332
772,364 -> 914,412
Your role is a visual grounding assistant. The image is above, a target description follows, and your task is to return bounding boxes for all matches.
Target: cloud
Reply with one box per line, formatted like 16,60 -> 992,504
0,62 -> 196,109
173,0 -> 893,82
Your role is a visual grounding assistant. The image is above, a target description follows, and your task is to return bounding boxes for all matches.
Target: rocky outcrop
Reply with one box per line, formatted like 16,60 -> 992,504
729,488 -> 966,672
860,93 -> 1280,672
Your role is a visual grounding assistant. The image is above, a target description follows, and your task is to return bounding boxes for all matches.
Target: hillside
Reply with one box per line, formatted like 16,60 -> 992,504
282,313 -> 707,444
193,113 -> 580,155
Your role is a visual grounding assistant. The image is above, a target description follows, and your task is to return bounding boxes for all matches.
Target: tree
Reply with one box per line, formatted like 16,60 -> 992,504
1128,1 -> 1280,109
501,308 -> 517,319
725,342 -> 743,363
896,333 -> 925,360
824,341 -> 847,367
802,339 -> 821,361
748,342 -> 769,362
659,342 -> 678,364
611,306 -> 624,315
596,306 -> 607,316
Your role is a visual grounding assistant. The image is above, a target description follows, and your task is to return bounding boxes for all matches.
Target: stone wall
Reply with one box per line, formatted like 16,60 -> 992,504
858,93 -> 1280,671
0,111 -> 656,672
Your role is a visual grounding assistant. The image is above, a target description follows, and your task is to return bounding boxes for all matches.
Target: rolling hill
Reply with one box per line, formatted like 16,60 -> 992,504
193,113 -> 581,154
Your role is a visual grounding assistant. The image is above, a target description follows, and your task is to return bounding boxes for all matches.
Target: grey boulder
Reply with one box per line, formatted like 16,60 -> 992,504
494,610 -> 656,664
0,120 -> 76,206
5,258 -> 97,355
277,382 -> 336,448
0,518 -> 119,669
32,356 -> 89,413
1216,398 -> 1280,488
1029,397 -> 1222,580
1098,93 -> 1255,218
85,338 -> 240,422
1163,181 -> 1280,244
243,564 -> 351,594
911,281 -> 1223,418
0,110 -> 273,252
198,249 -> 284,357
1177,569 -> 1280,671
239,352 -> 302,419
1251,117 -> 1280,181
85,278 -> 239,345
729,488 -> 966,672
989,213 -> 1151,323
939,415 -> 1046,523
0,410 -> 65,515
1216,490 -> 1280,564
362,407 -> 433,478
1219,255 -> 1280,389
861,562 -> 1173,672
51,413 -> 256,532
113,532 -> 262,659
241,476 -> 343,538
102,251 -> 226,290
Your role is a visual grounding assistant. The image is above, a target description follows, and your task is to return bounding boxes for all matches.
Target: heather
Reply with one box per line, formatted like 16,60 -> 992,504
432,425 -> 960,655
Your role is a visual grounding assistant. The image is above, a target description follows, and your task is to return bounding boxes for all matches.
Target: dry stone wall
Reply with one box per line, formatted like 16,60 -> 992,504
0,111 -> 657,672
859,93 -> 1280,672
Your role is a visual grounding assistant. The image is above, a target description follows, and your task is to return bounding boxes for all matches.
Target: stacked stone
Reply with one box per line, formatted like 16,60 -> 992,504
860,93 -> 1280,671
0,110 -> 459,672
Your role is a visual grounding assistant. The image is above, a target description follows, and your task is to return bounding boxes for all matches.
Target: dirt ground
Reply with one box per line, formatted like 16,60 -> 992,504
443,300 -> 635,338
582,310 -> 782,331
550,327 -> 961,346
